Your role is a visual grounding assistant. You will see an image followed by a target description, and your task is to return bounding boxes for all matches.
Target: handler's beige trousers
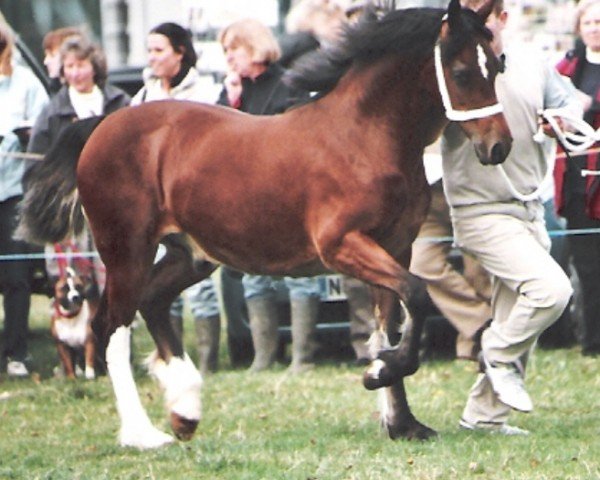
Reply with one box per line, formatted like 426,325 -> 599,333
451,200 -> 572,424
410,182 -> 492,359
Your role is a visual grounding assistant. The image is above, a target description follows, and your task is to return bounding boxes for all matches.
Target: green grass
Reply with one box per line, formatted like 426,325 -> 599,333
0,295 -> 599,479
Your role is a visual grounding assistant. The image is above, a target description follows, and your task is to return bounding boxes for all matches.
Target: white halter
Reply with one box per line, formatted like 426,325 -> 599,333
433,41 -> 504,122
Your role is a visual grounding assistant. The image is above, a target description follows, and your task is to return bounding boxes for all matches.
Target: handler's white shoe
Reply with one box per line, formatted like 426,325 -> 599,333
459,418 -> 529,436
483,357 -> 532,413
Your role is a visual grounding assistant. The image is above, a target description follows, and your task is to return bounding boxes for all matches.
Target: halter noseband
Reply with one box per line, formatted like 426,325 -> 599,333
434,29 -> 504,122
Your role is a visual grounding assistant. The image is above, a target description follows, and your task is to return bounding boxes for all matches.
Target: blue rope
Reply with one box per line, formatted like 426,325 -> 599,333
2,228 -> 600,261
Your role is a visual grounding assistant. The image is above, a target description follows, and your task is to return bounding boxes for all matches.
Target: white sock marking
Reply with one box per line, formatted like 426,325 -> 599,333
147,351 -> 203,421
106,326 -> 173,448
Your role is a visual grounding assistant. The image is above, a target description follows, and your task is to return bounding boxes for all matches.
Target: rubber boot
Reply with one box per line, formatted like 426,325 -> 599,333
247,296 -> 279,371
195,315 -> 221,376
289,296 -> 319,374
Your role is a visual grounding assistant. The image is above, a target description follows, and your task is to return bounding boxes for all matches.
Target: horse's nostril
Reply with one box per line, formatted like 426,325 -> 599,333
491,142 -> 508,165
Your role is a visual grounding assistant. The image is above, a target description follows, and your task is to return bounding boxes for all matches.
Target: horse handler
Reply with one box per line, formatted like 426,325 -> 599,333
442,0 -> 581,434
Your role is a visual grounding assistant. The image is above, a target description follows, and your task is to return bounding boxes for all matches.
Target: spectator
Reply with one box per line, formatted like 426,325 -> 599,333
279,0 -> 347,68
554,0 -> 600,357
131,22 -> 221,375
217,18 -> 319,373
28,36 -> 130,303
0,22 -> 48,377
41,26 -> 85,94
442,0 -> 580,434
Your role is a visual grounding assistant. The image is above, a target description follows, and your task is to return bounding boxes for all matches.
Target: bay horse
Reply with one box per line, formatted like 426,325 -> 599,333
17,0 -> 512,449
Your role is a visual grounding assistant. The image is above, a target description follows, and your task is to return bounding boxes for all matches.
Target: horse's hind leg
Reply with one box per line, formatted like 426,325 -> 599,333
139,234 -> 216,442
368,288 -> 436,440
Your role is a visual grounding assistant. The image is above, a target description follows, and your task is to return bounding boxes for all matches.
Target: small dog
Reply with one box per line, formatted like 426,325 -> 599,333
50,267 -> 98,379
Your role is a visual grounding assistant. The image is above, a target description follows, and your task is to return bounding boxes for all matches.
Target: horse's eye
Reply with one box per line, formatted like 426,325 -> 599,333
452,68 -> 471,88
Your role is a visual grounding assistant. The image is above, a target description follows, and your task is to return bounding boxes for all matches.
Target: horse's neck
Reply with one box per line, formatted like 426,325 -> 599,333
332,56 -> 447,144
327,55 -> 447,151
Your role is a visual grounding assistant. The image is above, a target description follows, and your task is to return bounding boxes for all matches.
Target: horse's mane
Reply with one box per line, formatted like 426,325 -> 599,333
286,2 -> 491,95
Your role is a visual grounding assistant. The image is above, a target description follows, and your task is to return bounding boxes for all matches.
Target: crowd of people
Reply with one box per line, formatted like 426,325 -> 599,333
0,0 -> 599,438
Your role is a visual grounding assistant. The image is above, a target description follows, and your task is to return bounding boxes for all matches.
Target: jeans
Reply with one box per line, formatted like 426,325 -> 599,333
169,277 -> 220,319
242,274 -> 320,300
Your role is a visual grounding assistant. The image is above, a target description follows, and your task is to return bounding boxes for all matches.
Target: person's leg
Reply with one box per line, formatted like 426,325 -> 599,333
186,277 -> 221,375
410,185 -> 491,359
564,195 -> 600,355
454,206 -> 571,418
539,198 -> 575,348
343,276 -> 375,363
243,274 -> 279,371
0,197 -> 32,375
285,277 -> 321,373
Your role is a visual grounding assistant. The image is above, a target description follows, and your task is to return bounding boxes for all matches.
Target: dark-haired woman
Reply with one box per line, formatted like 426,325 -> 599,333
131,22 -> 217,104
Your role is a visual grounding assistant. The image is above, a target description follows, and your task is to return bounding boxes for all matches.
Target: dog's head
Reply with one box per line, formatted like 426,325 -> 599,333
54,267 -> 89,317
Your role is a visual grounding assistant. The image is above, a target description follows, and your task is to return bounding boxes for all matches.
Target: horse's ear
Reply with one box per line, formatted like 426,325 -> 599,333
473,0 -> 495,21
446,0 -> 462,30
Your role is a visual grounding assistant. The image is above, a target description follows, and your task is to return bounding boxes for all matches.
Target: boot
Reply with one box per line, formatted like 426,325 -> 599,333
289,296 -> 319,374
195,315 -> 221,376
247,296 -> 279,371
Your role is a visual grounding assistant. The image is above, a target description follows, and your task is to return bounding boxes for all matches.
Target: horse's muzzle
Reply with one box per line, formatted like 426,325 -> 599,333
475,137 -> 512,166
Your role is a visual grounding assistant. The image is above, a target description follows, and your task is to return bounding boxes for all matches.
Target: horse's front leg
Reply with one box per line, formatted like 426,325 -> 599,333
368,288 -> 436,440
318,230 -> 435,439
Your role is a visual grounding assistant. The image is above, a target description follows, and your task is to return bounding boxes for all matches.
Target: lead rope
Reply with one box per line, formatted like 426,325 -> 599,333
496,108 -> 600,202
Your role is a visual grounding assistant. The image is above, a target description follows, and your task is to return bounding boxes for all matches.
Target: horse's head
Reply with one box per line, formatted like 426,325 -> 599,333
437,0 -> 512,165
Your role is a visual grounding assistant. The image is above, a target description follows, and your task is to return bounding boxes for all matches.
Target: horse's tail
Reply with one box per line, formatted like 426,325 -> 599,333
15,116 -> 105,245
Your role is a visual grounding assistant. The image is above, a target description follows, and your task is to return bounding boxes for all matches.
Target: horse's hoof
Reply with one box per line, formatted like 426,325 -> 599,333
385,420 -> 438,441
119,426 -> 174,449
363,359 -> 394,390
170,412 -> 199,441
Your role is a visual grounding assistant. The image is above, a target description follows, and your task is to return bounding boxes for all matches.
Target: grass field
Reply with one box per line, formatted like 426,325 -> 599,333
0,294 -> 599,479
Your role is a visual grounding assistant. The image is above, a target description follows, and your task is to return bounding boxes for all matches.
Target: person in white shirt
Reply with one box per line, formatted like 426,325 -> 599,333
0,22 -> 48,377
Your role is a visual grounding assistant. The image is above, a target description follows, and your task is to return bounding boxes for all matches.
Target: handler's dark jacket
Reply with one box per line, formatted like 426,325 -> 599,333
217,63 -> 308,115
28,83 -> 130,155
555,42 -> 600,220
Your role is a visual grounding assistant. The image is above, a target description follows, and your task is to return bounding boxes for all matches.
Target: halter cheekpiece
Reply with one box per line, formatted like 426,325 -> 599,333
434,15 -> 504,122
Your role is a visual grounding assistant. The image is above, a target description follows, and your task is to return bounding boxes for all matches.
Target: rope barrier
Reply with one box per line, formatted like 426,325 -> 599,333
2,227 -> 600,262
0,151 -> 44,160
